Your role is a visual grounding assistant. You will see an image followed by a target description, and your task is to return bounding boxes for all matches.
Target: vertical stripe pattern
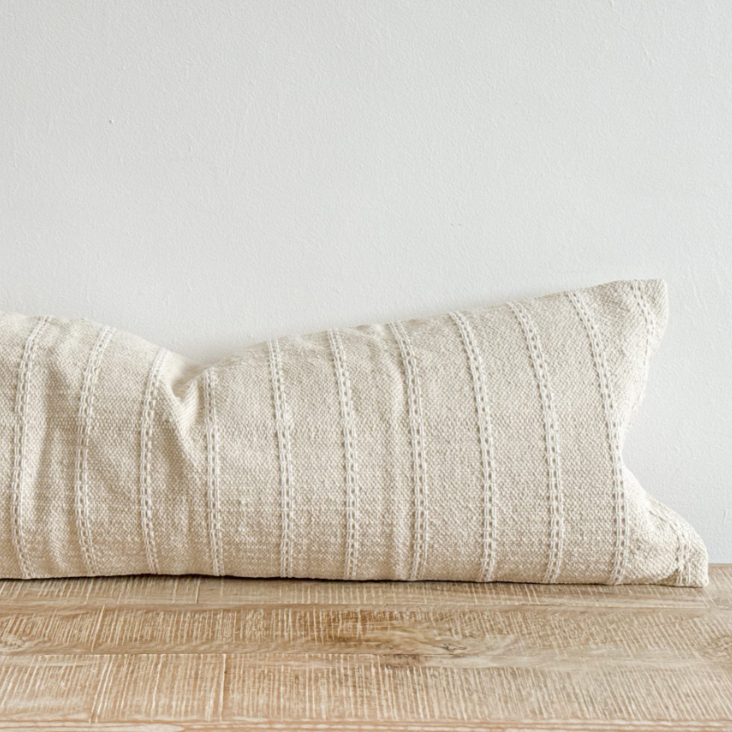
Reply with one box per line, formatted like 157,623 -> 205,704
449,311 -> 498,583
328,329 -> 360,580
389,321 -> 428,581
268,338 -> 294,578
567,289 -> 629,584
630,280 -> 656,414
0,279 -> 696,586
75,325 -> 116,575
675,515 -> 689,587
10,316 -> 52,579
203,367 -> 225,576
508,302 -> 564,584
139,347 -> 168,575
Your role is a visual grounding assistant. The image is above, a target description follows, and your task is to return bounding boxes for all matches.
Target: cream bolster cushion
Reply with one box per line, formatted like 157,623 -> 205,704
0,278 -> 707,586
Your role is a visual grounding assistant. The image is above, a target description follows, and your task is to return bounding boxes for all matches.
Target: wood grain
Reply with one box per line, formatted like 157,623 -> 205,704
0,566 -> 730,730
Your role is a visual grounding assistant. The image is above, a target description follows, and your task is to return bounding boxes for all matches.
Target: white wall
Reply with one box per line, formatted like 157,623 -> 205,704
1,1 -> 730,561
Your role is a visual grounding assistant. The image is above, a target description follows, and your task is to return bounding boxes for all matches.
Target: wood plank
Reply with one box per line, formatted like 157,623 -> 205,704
0,574 -> 718,611
0,566 -> 729,730
0,603 -> 730,664
0,652 -> 730,728
0,653 -> 225,723
222,654 -> 732,724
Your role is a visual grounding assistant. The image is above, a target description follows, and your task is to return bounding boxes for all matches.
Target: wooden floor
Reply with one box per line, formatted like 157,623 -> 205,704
0,567 -> 729,730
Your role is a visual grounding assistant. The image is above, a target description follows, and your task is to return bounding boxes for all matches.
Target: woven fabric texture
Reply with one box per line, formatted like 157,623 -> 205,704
0,278 -> 707,585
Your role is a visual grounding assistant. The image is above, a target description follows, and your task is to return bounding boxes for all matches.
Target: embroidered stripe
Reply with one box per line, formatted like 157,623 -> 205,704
509,302 -> 564,584
676,516 -> 689,587
567,290 -> 629,585
450,311 -> 498,583
268,338 -> 294,578
389,321 -> 428,581
139,347 -> 168,575
75,325 -> 116,575
648,502 -> 692,586
203,367 -> 225,576
630,280 -> 655,414
10,315 -> 52,579
327,329 -> 360,580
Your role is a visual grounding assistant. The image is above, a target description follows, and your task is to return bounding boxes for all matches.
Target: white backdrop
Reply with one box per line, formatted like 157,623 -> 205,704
1,1 -> 730,561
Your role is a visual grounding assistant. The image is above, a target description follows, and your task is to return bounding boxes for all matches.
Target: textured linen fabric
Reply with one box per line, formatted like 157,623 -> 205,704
0,278 -> 707,586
